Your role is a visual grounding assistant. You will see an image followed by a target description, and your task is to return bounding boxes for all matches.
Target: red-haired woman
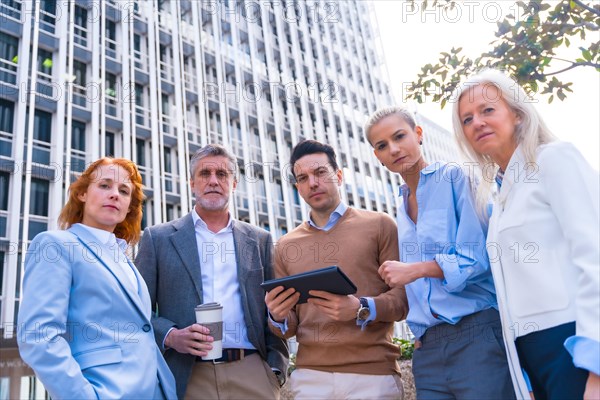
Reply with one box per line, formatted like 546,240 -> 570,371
18,158 -> 176,399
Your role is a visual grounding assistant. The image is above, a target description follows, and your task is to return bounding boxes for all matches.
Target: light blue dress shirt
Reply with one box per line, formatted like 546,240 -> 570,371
398,162 -> 497,339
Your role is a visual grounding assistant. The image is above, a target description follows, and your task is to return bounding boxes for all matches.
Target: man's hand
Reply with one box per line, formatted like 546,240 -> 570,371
307,291 -> 360,321
584,372 -> 600,400
164,324 -> 214,357
265,286 -> 300,322
378,260 -> 418,287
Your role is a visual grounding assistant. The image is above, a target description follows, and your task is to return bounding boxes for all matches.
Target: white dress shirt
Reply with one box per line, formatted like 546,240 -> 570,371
192,209 -> 255,350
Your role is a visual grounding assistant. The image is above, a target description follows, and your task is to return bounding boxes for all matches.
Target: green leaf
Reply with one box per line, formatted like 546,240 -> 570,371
441,98 -> 447,109
582,49 -> 592,61
548,95 -> 554,103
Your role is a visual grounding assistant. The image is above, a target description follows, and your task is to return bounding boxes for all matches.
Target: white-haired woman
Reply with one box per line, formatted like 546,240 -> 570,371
453,69 -> 599,399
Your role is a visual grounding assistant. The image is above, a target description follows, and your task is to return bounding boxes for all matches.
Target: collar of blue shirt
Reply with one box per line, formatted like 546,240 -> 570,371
308,201 -> 348,231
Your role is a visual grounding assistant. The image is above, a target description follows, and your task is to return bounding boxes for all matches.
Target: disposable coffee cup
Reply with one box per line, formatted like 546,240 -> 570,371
194,302 -> 223,360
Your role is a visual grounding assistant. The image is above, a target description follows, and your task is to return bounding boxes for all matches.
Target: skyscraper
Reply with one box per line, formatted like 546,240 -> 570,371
0,1 -> 454,395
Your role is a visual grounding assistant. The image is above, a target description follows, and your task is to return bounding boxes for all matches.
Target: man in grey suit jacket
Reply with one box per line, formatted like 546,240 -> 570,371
136,144 -> 288,399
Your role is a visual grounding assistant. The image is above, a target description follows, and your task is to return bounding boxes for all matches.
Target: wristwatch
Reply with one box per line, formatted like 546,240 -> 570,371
356,297 -> 370,321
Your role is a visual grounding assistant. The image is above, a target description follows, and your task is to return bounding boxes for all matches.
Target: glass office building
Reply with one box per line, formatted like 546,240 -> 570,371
0,1 -> 456,396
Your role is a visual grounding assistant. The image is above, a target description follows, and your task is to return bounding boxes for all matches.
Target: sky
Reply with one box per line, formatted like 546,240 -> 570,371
373,0 -> 600,169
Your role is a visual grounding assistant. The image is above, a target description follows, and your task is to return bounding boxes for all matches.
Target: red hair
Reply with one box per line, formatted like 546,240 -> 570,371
58,158 -> 145,244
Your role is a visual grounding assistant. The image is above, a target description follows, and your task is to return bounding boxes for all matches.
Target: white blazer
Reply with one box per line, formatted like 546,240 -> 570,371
487,141 -> 599,398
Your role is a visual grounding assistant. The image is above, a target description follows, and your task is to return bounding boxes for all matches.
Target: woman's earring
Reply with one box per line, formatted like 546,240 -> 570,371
419,140 -> 423,145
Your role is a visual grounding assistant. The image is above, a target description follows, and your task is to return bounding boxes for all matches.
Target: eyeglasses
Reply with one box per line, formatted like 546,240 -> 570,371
197,169 -> 233,181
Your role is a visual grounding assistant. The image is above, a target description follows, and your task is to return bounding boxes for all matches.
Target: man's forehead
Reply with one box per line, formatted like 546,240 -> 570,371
197,157 -> 231,171
293,154 -> 332,173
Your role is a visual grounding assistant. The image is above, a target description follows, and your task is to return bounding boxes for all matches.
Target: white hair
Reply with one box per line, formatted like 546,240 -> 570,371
451,69 -> 556,218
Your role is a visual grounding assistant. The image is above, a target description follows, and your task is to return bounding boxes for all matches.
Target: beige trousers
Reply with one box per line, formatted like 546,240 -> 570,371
290,368 -> 404,400
184,353 -> 280,400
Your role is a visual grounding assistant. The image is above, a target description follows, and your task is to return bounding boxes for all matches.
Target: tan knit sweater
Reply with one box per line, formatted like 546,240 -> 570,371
271,208 -> 408,375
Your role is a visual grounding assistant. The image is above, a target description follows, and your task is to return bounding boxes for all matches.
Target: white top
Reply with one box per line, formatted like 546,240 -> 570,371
191,209 -> 255,350
77,223 -> 139,292
487,142 -> 599,398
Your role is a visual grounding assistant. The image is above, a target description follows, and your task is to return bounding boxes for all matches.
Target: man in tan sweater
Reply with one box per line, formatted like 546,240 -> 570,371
265,140 -> 408,399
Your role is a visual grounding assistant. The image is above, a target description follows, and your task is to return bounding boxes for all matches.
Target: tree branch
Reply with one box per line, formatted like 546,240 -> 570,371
571,0 -> 600,17
540,22 -> 599,31
544,61 -> 600,76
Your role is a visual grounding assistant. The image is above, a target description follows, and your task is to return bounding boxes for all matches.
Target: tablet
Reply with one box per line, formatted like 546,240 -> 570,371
261,266 -> 357,304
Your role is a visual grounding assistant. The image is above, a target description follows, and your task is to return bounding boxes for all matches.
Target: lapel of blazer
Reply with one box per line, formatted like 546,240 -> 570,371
232,221 -> 261,345
68,224 -> 147,319
129,258 -> 151,312
497,146 -> 525,212
232,220 -> 258,278
170,214 -> 204,301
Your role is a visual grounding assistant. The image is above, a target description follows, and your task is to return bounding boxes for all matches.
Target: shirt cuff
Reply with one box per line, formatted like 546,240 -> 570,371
434,253 -> 471,293
522,369 -> 533,392
268,313 -> 289,335
356,297 -> 377,331
162,327 -> 176,350
564,335 -> 600,375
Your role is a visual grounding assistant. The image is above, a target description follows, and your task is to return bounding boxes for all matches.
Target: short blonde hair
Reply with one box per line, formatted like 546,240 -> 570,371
364,106 -> 417,146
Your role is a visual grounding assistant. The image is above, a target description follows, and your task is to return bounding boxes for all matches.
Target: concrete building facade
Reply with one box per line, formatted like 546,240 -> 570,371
0,1 -> 455,396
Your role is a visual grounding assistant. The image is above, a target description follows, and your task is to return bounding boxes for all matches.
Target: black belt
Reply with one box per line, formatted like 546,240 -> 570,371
196,348 -> 258,364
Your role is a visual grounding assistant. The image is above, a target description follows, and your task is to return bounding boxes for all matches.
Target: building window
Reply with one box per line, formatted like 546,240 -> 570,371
37,49 -> 53,76
136,138 -> 146,166
74,5 -> 88,47
0,172 -> 8,211
135,84 -> 145,125
72,60 -> 87,107
74,5 -> 87,29
105,73 -> 118,117
0,99 -> 14,157
106,131 -> 115,157
0,172 -> 8,237
39,0 -> 57,33
0,32 -> 18,84
27,110 -> 52,164
29,178 -> 49,217
0,251 -> 5,298
105,20 -> 117,58
71,120 -> 86,172
34,110 -> 51,143
164,147 -> 174,193
166,204 -> 174,221
141,201 -> 148,230
73,60 -> 86,86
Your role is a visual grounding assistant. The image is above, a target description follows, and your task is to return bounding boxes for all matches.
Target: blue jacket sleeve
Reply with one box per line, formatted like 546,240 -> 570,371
17,232 -> 98,400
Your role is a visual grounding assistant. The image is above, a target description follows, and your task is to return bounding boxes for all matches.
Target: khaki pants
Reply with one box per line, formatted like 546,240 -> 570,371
290,368 -> 404,400
184,353 -> 280,400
